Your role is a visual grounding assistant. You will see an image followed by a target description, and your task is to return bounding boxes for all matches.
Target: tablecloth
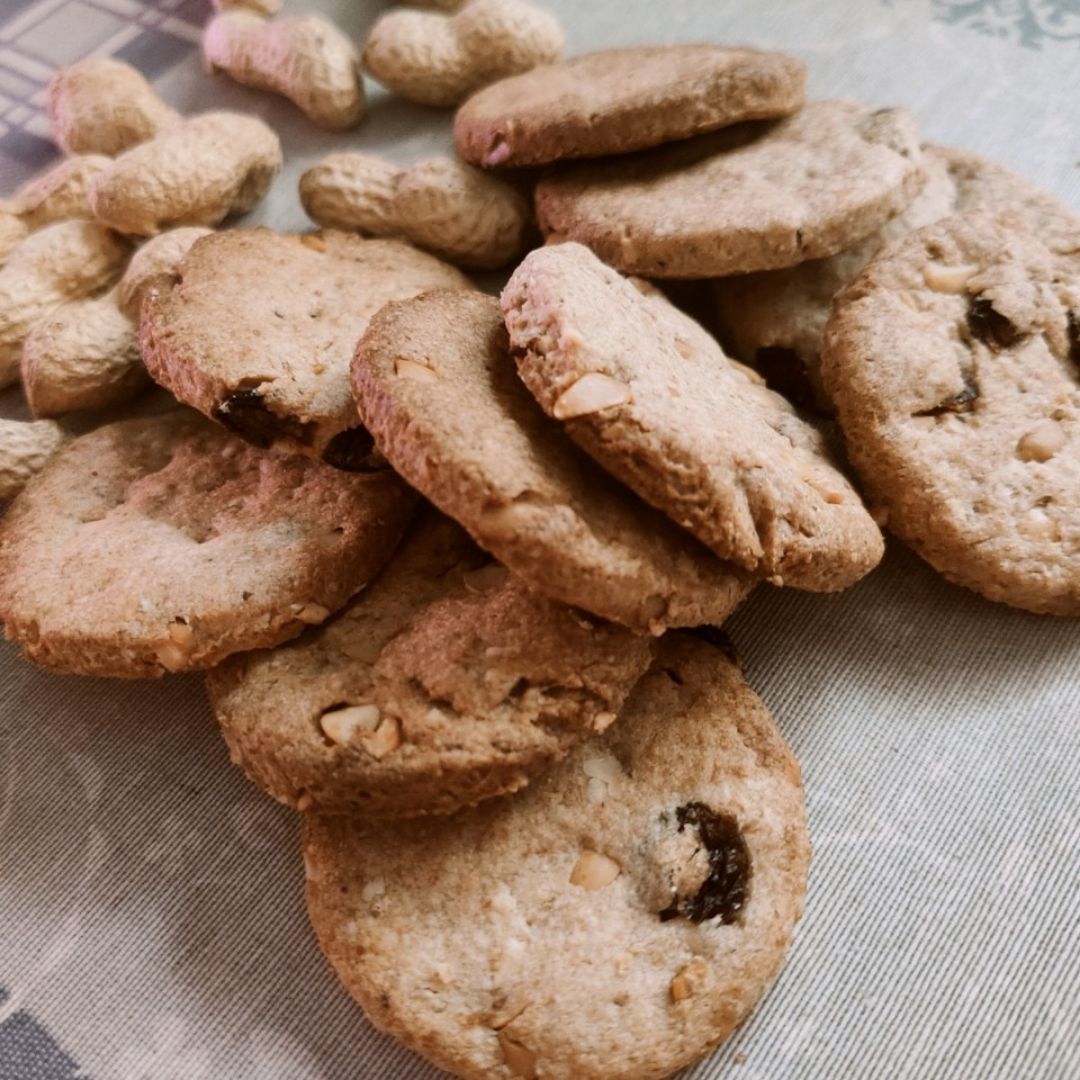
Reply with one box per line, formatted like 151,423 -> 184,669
0,1 -> 1078,1078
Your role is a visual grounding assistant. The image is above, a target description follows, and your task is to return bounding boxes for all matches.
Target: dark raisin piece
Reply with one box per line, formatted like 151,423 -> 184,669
913,370 -> 980,418
687,625 -> 741,666
1067,311 -> 1080,374
966,296 -> 1019,350
212,389 -> 313,449
754,347 -> 820,412
658,802 -> 751,924
321,426 -> 382,471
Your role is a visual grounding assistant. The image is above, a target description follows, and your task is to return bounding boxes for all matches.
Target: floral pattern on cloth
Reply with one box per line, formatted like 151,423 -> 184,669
923,0 -> 1080,47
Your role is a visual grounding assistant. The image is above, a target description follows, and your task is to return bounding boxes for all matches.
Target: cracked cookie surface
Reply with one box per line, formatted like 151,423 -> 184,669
351,288 -> 752,632
823,211 -> 1080,614
454,44 -> 805,168
0,409 -> 414,677
140,227 -> 470,467
210,512 -> 654,817
303,634 -> 810,1080
534,99 -> 924,278
502,243 -> 883,590
713,144 -> 1080,411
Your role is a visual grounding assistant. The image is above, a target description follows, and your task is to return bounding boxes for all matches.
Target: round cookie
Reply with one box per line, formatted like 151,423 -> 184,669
823,211 -> 1080,615
454,44 -> 806,168
0,410 -> 415,677
352,288 -> 753,633
713,144 -> 1080,411
535,99 -> 925,278
209,512 -> 655,816
502,242 -> 884,590
304,633 -> 811,1080
140,228 -> 470,468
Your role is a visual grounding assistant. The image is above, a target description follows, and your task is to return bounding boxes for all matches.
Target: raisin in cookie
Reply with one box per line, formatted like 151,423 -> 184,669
304,633 -> 810,1080
823,212 -> 1080,615
454,44 -> 805,168
713,145 -> 1080,411
140,228 -> 470,468
535,99 -> 924,278
502,243 -> 883,590
0,410 -> 414,677
352,288 -> 752,632
210,512 -> 654,816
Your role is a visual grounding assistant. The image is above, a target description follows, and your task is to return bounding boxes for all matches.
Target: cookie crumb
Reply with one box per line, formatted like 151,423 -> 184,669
320,703 -> 381,744
923,261 -> 977,293
1016,420 -> 1066,463
553,372 -> 632,419
362,715 -> 402,759
670,958 -> 708,1003
570,849 -> 621,890
497,1031 -> 538,1078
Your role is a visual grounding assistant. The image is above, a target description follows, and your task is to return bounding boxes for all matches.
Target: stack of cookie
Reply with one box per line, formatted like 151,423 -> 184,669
0,228 -> 827,1075
0,23 -> 1076,1080
454,42 -> 1079,617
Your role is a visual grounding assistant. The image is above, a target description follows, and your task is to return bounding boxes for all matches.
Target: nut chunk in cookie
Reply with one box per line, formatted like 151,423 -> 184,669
503,242 -> 883,591
304,634 -> 810,1080
210,512 -> 654,817
0,410 -> 415,677
823,211 -> 1080,615
140,228 -> 470,468
352,288 -> 752,632
535,99 -> 924,278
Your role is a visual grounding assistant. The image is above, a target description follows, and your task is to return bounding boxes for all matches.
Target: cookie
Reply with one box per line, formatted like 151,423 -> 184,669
352,288 -> 753,632
713,144 -> 1080,411
209,512 -> 654,816
140,228 -> 470,468
304,633 -> 810,1080
502,242 -> 884,590
454,44 -> 806,168
823,212 -> 1080,615
535,99 -> 924,278
0,410 -> 415,677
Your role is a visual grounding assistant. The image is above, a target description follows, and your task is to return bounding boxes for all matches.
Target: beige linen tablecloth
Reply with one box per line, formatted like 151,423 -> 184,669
0,1 -> 1078,1077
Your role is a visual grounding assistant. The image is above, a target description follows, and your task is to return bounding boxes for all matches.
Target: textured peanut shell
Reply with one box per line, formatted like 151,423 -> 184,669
362,0 -> 563,108
46,57 -> 179,156
0,213 -> 28,264
300,153 -> 529,269
0,419 -> 67,500
203,11 -> 364,130
22,296 -> 141,417
0,220 -> 129,388
0,156 -> 112,267
22,228 -> 212,418
88,112 -> 282,236
13,155 -> 112,230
